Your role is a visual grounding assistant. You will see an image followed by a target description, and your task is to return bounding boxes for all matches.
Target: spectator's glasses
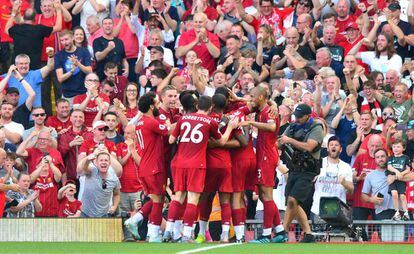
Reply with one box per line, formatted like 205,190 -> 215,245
382,112 -> 394,118
33,113 -> 46,117
126,89 -> 137,93
86,79 -> 100,83
298,1 -> 311,7
97,127 -> 107,132
102,179 -> 107,190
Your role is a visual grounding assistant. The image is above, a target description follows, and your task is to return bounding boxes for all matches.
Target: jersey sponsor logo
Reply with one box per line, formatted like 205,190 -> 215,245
159,114 -> 167,120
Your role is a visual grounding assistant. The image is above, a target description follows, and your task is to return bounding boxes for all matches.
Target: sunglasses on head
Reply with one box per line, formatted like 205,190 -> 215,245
382,112 -> 394,118
102,179 -> 107,190
33,113 -> 46,117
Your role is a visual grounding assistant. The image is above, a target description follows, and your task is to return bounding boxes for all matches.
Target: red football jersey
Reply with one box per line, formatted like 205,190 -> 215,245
25,148 -> 66,174
136,115 -> 169,177
45,116 -> 72,133
78,137 -> 118,156
229,109 -> 256,160
117,142 -> 143,193
206,112 -> 231,169
58,196 -> 82,218
158,107 -> 180,166
33,171 -> 59,217
240,105 -> 279,164
171,113 -> 222,168
73,93 -> 110,127
351,153 -> 376,209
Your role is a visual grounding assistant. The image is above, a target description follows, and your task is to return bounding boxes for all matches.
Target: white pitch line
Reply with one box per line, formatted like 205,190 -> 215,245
176,243 -> 240,254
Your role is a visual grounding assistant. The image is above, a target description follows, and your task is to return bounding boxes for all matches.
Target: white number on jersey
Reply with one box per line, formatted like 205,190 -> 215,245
180,122 -> 203,144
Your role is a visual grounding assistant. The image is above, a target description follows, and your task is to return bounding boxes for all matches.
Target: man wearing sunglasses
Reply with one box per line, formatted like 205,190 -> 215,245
21,107 -> 58,148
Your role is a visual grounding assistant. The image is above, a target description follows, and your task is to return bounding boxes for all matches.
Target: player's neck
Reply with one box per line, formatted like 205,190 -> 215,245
143,112 -> 154,118
258,102 -> 267,112
196,110 -> 208,115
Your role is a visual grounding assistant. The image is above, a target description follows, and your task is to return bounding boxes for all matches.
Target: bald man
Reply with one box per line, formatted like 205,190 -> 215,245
176,13 -> 221,74
352,134 -> 384,224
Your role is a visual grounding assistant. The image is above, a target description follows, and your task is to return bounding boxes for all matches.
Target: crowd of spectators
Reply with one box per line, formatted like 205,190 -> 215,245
0,0 -> 414,243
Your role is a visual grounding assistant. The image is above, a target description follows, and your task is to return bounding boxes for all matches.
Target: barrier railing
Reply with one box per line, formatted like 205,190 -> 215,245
0,218 -> 123,242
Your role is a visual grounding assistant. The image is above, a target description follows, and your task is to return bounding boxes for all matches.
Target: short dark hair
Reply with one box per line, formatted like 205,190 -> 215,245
212,94 -> 227,111
138,93 -> 155,113
215,86 -> 230,99
327,136 -> 341,146
148,60 -> 164,69
180,92 -> 198,113
57,98 -> 70,106
226,34 -> 240,42
151,68 -> 168,79
322,13 -> 336,21
31,107 -> 46,113
374,148 -> 388,157
392,138 -> 407,148
104,62 -> 118,71
198,96 -> 212,111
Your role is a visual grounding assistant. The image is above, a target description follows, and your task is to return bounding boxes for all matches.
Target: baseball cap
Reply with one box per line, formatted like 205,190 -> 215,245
148,46 -> 164,54
6,87 -> 19,95
92,120 -> 108,130
407,119 -> 414,130
388,2 -> 401,11
293,104 -> 312,118
345,22 -> 359,31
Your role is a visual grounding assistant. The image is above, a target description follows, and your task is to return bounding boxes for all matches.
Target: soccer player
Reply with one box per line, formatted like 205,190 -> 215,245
196,94 -> 239,243
239,86 -> 287,243
164,96 -> 238,243
128,93 -> 170,242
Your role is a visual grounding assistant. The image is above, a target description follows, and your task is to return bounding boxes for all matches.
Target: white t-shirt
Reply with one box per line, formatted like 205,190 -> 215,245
81,0 -> 110,37
311,157 -> 353,215
4,121 -> 24,144
360,51 -> 402,76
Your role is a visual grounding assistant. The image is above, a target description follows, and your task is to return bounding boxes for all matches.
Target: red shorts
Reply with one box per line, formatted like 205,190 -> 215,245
256,162 -> 277,187
204,167 -> 233,193
232,158 -> 257,192
139,172 -> 167,195
174,168 -> 205,193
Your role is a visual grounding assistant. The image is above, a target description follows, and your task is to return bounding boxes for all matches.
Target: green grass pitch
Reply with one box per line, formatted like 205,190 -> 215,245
0,242 -> 413,254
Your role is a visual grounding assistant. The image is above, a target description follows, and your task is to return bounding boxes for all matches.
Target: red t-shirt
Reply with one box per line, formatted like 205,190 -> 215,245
25,148 -> 66,174
157,107 -> 179,168
58,196 -> 82,218
178,29 -> 220,75
104,75 -> 129,101
0,0 -> 30,43
229,109 -> 255,160
33,171 -> 59,217
45,116 -> 72,133
78,136 -> 118,156
240,105 -> 279,165
206,112 -> 232,169
335,15 -> 357,43
0,178 -> 5,217
114,18 -> 139,59
351,153 -> 376,209
117,142 -> 143,193
136,115 -> 169,177
125,106 -> 139,121
171,113 -> 221,168
35,14 -> 71,62
181,6 -> 218,23
73,93 -> 110,127
259,7 -> 294,39
407,181 -> 414,211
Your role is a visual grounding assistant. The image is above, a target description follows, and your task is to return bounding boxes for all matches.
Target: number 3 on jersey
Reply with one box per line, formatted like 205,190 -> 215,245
180,122 -> 203,144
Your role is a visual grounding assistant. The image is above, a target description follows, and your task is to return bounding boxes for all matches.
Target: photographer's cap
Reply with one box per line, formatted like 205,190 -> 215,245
293,104 -> 312,118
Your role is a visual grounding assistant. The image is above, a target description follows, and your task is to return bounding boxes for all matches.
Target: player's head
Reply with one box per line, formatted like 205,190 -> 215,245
374,148 -> 388,169
249,86 -> 268,110
138,92 -> 159,117
214,86 -> 230,101
212,94 -> 227,112
180,91 -> 198,114
197,96 -> 213,113
391,138 -> 406,155
327,136 -> 342,159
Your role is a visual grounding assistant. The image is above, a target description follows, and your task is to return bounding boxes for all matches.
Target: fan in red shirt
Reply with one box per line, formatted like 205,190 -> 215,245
339,22 -> 368,56
16,130 -> 65,175
177,13 -> 220,75
73,73 -> 110,127
58,182 -> 82,218
102,62 -> 129,101
128,93 -> 169,243
36,0 -> 72,63
351,134 -> 383,220
0,0 -> 31,44
163,96 -> 238,242
45,98 -> 71,134
239,86 -> 284,242
58,109 -> 89,182
30,154 -> 62,217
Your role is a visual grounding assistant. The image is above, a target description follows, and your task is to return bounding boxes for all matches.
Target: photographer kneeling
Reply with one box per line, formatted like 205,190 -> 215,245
278,104 -> 324,243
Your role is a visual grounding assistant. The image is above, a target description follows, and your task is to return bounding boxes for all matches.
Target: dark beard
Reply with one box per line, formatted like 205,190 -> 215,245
328,150 -> 340,159
153,107 -> 160,117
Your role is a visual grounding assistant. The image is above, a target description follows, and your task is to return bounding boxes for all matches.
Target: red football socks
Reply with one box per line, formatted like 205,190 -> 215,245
140,200 -> 153,220
221,203 -> 231,225
149,202 -> 163,226
183,203 -> 198,227
263,200 -> 276,229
